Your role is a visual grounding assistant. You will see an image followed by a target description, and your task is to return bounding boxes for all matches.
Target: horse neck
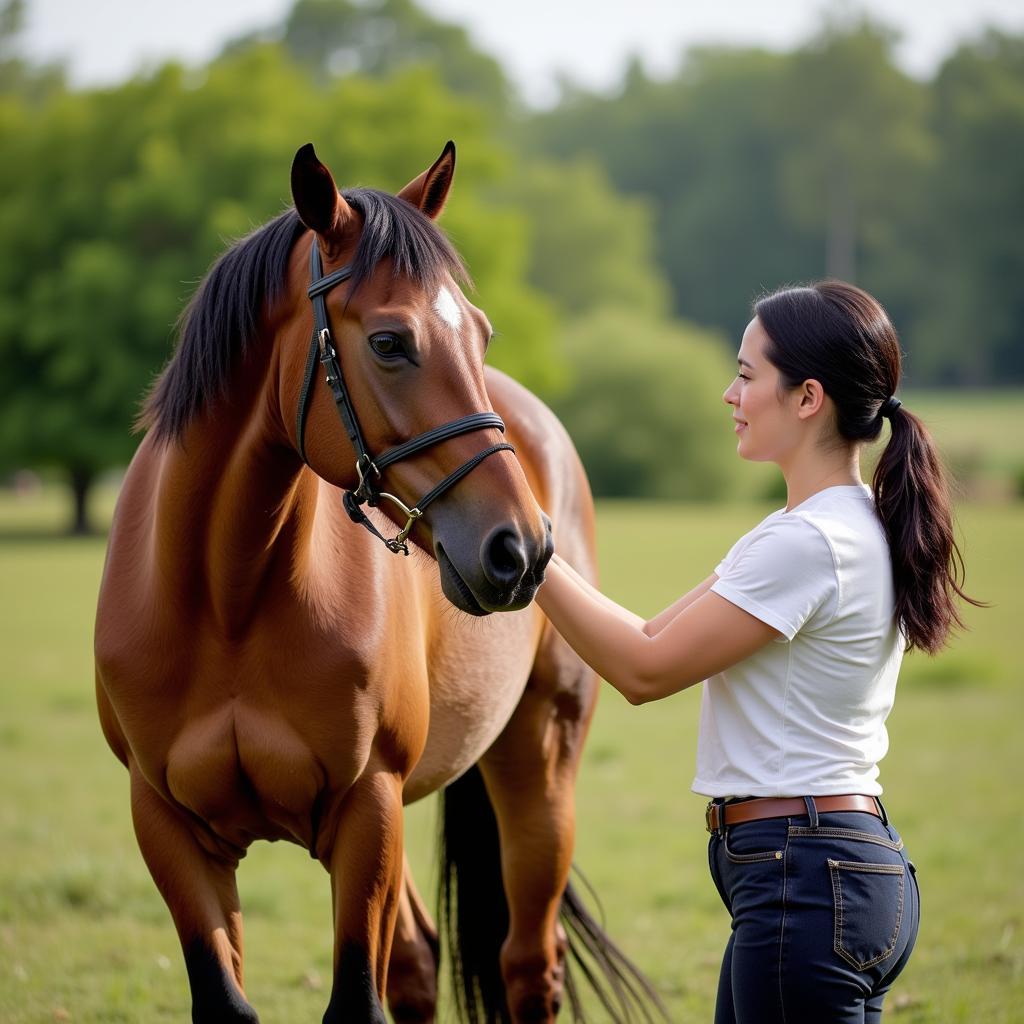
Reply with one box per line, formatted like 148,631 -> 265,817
154,339 -> 314,636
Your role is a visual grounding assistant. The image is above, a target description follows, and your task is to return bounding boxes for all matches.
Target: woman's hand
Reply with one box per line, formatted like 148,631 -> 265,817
536,557 -> 780,705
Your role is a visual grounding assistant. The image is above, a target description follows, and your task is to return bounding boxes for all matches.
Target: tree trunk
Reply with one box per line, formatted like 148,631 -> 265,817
69,466 -> 93,536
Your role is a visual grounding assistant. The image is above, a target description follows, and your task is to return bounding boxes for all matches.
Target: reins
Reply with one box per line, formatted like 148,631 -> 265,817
295,241 -> 514,555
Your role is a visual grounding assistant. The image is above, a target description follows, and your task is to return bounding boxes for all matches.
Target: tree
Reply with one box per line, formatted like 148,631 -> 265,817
494,157 -> 670,321
653,47 -> 823,342
525,17 -> 1024,385
525,46 -> 824,345
909,31 -> 1024,384
773,13 -> 935,363
0,0 -> 63,101
224,0 -> 512,112
548,307 -> 742,500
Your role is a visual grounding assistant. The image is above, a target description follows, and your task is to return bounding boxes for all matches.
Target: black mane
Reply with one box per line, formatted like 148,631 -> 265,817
142,189 -> 467,442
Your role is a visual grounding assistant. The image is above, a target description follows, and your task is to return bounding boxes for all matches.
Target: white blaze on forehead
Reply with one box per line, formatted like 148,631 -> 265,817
433,285 -> 463,332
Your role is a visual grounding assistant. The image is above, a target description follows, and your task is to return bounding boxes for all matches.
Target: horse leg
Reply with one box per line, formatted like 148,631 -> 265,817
386,854 -> 440,1024
479,627 -> 596,1022
321,769 -> 406,1024
129,762 -> 258,1023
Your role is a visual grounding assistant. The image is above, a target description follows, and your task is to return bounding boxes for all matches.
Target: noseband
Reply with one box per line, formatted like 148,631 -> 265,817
295,242 -> 514,555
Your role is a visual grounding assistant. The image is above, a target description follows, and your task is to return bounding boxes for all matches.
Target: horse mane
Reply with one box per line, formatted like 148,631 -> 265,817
141,189 -> 468,443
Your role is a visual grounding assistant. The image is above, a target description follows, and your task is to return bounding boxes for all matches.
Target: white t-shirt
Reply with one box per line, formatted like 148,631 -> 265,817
692,484 -> 904,799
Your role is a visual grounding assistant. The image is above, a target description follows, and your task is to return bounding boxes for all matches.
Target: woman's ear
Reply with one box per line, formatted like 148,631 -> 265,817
796,379 -> 827,420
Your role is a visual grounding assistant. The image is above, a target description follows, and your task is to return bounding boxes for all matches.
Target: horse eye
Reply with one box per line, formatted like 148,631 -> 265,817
369,333 -> 405,360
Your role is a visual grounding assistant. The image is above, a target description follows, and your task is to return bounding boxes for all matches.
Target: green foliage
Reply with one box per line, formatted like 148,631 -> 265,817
525,16 -> 1024,388
0,0 -> 63,101
494,156 -> 671,319
778,16 -> 934,285
2,0 -> 1023,516
224,0 -> 511,112
549,307 -> 740,499
909,31 -> 1024,384
527,45 -> 821,344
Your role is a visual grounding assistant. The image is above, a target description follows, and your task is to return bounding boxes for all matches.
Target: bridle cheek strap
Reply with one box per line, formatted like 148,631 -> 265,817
296,240 -> 514,556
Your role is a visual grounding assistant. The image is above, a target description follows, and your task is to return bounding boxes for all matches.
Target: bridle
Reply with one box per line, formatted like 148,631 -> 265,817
295,241 -> 514,556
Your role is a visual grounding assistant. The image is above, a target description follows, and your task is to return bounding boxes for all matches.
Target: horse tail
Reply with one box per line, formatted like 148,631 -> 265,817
558,868 -> 668,1023
439,765 -> 509,1023
438,765 -> 667,1023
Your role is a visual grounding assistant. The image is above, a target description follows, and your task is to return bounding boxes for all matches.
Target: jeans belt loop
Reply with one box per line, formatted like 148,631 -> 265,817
803,795 -> 819,830
874,795 -> 890,826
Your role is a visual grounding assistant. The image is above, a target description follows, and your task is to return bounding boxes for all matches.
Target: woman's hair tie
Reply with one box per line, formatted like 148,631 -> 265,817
880,395 -> 902,419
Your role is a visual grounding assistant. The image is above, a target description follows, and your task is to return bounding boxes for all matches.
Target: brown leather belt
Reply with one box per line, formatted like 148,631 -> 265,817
705,794 -> 882,834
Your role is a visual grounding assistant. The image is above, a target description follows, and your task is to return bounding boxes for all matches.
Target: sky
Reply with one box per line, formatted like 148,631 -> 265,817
20,0 -> 1024,107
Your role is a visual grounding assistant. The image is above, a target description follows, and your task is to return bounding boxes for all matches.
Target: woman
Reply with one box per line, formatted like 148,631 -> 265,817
536,281 -> 977,1023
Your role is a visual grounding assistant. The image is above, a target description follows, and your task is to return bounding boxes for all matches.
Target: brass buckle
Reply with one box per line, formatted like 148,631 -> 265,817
378,492 -> 422,556
705,801 -> 716,834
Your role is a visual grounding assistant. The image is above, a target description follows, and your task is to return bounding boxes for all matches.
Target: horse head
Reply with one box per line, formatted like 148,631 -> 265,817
285,143 -> 552,614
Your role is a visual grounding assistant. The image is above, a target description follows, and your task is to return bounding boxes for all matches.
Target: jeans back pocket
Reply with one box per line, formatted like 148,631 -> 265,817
828,858 -> 905,971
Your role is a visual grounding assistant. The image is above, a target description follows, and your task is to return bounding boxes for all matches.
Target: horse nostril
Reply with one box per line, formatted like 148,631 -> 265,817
482,526 -> 526,588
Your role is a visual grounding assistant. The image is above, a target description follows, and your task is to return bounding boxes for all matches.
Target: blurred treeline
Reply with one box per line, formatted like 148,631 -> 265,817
1,0 -> 1022,528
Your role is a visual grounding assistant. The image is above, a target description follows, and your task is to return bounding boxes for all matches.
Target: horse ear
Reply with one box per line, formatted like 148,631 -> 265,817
397,141 -> 456,220
291,143 -> 354,238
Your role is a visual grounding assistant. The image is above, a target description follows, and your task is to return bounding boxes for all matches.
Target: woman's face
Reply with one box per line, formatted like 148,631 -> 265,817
722,317 -> 803,464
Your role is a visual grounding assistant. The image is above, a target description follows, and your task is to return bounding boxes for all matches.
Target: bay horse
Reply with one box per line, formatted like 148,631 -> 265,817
95,142 -> 661,1023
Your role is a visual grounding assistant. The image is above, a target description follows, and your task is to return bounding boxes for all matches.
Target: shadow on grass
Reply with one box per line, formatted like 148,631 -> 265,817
0,527 -> 109,544
901,650 -> 1002,689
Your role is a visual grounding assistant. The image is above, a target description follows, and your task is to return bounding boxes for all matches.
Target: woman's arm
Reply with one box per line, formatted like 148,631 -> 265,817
549,554 -> 647,629
643,574 -> 719,636
536,559 -> 780,705
550,557 -> 717,636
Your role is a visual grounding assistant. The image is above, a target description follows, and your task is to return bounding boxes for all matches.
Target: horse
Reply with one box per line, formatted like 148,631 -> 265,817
95,141 -> 661,1023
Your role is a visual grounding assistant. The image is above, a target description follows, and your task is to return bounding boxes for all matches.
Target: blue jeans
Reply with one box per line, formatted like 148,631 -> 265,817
707,801 -> 920,1023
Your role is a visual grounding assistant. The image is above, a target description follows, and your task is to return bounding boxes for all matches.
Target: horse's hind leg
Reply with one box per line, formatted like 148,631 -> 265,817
129,763 -> 258,1023
386,854 -> 440,1023
321,769 -> 406,1024
479,624 -> 598,1022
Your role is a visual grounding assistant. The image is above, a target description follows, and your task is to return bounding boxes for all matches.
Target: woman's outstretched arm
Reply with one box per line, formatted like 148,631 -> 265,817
549,554 -> 646,629
551,556 -> 718,636
536,558 -> 779,705
643,574 -> 719,636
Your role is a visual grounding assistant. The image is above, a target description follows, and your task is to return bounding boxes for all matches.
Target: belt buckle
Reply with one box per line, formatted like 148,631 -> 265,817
705,801 -> 716,834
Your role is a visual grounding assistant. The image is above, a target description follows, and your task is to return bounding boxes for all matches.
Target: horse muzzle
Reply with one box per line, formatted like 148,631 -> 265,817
435,516 -> 553,616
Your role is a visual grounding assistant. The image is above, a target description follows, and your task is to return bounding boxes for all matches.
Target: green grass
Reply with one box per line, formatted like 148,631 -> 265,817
0,489 -> 1021,1022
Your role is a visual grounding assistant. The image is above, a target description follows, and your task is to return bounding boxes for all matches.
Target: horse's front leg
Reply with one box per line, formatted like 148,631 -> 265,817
129,762 -> 258,1023
480,627 -> 597,1022
321,768 -> 406,1024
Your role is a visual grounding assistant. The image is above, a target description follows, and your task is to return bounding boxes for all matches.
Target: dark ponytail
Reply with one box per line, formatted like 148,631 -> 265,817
754,280 -> 980,655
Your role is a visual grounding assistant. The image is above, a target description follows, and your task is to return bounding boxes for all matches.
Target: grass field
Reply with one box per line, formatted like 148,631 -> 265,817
1,489 -> 1021,1022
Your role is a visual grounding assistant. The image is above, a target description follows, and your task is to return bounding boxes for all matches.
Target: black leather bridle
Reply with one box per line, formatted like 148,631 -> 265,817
295,242 -> 514,555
